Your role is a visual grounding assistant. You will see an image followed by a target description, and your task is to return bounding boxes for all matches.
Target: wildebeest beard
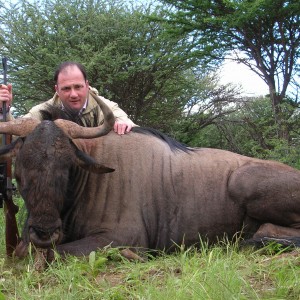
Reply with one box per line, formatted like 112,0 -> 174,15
40,104 -> 94,127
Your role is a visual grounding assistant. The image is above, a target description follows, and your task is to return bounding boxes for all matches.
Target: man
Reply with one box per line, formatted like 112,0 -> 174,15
0,62 -> 135,134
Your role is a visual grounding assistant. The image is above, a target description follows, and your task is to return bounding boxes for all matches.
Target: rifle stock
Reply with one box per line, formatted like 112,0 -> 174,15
1,57 -> 19,256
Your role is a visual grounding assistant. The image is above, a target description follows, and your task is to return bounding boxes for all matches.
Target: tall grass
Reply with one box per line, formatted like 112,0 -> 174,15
1,210 -> 300,299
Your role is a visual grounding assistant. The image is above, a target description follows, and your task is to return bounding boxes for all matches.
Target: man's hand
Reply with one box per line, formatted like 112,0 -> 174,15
0,84 -> 12,107
114,120 -> 133,135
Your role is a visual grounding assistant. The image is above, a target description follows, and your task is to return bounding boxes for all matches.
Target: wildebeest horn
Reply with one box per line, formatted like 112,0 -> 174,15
54,92 -> 115,139
0,118 -> 41,137
0,91 -> 115,139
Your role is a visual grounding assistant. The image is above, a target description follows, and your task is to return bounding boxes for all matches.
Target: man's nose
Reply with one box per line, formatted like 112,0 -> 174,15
70,88 -> 78,97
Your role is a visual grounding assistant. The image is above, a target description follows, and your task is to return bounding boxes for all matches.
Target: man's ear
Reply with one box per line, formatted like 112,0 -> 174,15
54,84 -> 58,93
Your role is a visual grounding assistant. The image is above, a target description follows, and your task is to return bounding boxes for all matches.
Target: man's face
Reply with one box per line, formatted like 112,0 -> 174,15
55,66 -> 89,112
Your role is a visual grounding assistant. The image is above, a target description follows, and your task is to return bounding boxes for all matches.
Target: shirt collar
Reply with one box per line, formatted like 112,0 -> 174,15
80,99 -> 88,113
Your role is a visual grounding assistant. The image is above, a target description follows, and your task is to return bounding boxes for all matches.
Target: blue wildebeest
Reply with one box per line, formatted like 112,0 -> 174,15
0,94 -> 300,260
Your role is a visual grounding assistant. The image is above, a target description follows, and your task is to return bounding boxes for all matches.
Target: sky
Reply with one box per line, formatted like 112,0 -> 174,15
219,60 -> 269,97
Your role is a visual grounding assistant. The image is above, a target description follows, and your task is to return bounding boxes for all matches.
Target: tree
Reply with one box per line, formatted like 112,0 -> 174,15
159,0 -> 300,139
170,71 -> 242,144
0,0 -> 197,130
183,91 -> 300,167
0,0 -> 248,142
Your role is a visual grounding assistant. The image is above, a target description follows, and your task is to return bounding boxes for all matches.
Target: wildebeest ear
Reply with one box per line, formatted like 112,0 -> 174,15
0,137 -> 24,161
74,147 -> 115,174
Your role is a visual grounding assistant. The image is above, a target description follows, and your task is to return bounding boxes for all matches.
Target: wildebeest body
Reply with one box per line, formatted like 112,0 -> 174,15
46,128 -> 300,256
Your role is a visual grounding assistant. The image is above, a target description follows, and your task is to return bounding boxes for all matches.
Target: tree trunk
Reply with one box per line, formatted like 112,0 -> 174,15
269,88 -> 289,141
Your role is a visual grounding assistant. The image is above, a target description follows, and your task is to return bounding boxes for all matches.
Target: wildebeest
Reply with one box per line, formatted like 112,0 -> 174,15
0,94 -> 300,259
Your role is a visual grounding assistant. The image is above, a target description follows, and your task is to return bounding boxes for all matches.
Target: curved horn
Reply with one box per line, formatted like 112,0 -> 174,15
54,91 -> 115,139
0,118 -> 40,136
0,92 -> 115,139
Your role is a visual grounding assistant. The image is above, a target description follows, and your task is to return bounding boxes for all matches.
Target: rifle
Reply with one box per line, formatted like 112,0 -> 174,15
0,57 -> 19,256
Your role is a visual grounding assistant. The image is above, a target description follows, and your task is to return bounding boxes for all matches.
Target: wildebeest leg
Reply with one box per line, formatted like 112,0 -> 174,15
253,223 -> 300,239
55,236 -> 113,257
242,223 -> 300,247
53,236 -> 145,261
228,163 -> 300,244
250,223 -> 300,247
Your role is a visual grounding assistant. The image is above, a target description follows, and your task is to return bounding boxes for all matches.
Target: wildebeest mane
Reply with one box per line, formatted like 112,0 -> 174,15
132,127 -> 192,153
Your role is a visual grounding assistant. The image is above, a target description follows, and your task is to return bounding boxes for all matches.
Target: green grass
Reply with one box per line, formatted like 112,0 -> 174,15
1,209 -> 300,299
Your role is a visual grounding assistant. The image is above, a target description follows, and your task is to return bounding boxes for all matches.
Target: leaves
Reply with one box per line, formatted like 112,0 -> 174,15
88,251 -> 108,276
0,0 -> 199,129
159,0 -> 300,139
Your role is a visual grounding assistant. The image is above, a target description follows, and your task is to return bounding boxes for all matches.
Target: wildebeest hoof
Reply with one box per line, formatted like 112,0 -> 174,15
14,240 -> 29,258
120,248 -> 146,262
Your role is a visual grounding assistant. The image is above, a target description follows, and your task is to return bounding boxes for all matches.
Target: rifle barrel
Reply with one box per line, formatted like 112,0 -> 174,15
0,57 -> 8,208
2,57 -> 7,121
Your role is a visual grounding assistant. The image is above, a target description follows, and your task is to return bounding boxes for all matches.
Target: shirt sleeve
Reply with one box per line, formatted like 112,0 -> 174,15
99,97 -> 136,126
89,87 -> 136,126
23,102 -> 48,120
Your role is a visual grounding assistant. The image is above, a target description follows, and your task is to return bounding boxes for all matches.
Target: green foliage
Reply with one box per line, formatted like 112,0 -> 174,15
169,72 -> 242,142
178,94 -> 300,169
174,122 -> 227,148
0,0 -> 198,129
159,0 -> 300,139
1,235 -> 300,299
225,96 -> 300,168
159,0 -> 300,84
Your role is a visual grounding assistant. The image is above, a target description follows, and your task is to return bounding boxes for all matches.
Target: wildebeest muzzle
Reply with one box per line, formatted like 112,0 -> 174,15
28,219 -> 63,249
